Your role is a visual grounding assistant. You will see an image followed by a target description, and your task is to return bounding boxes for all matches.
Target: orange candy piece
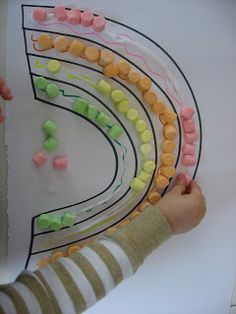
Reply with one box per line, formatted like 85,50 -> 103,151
155,175 -> 169,188
99,49 -> 115,66
137,76 -> 152,92
161,139 -> 176,153
161,109 -> 177,124
85,47 -> 100,62
117,60 -> 131,77
120,219 -> 130,228
103,63 -> 119,78
163,124 -> 177,140
67,245 -> 81,256
69,40 -> 86,57
106,226 -> 117,235
143,90 -> 157,106
50,251 -> 64,263
54,36 -> 70,52
148,191 -> 161,204
152,100 -> 166,114
127,70 -> 141,84
161,153 -> 175,166
130,211 -> 140,220
38,33 -> 53,50
37,258 -> 50,268
160,166 -> 176,178
138,200 -> 151,212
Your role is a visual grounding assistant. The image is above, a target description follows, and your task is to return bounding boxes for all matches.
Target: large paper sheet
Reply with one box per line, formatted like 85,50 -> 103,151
4,1 -> 236,313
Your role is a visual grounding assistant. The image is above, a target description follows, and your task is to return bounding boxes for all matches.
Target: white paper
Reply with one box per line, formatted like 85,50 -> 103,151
4,1 -> 236,314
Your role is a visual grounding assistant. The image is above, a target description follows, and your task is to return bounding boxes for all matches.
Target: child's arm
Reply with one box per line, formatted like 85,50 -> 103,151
0,175 -> 205,314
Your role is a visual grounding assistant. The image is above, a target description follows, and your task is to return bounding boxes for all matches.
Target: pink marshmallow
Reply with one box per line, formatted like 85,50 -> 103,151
183,143 -> 195,155
183,119 -> 196,133
53,157 -> 68,170
81,10 -> 94,27
185,131 -> 198,144
93,16 -> 106,32
181,107 -> 194,120
182,154 -> 196,166
54,6 -> 68,21
32,8 -> 47,21
33,151 -> 47,167
68,8 -> 81,24
184,174 -> 192,186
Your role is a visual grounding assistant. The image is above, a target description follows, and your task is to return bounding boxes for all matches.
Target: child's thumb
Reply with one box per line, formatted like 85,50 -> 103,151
171,174 -> 186,195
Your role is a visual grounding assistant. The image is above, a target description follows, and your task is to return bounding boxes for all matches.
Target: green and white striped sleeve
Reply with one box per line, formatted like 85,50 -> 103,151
0,206 -> 172,314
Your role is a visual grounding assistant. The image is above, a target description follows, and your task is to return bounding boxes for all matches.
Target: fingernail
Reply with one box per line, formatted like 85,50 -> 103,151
177,174 -> 184,181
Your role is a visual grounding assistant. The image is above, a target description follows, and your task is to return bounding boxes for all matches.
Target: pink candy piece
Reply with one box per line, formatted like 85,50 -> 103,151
54,6 -> 68,21
93,15 -> 106,32
184,174 -> 193,186
81,10 -> 94,27
183,119 -> 196,133
182,154 -> 196,166
32,8 -> 47,21
183,143 -> 195,155
68,8 -> 81,24
53,157 -> 68,170
181,107 -> 194,120
33,151 -> 47,167
185,131 -> 198,144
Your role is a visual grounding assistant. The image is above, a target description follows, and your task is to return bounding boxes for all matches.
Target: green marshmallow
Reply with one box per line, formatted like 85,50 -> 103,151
37,214 -> 52,229
50,217 -> 62,231
35,77 -> 48,90
42,120 -> 57,136
96,112 -> 111,127
43,137 -> 59,152
46,83 -> 60,99
108,125 -> 123,140
62,212 -> 77,227
73,98 -> 88,115
97,80 -> 112,95
86,104 -> 98,121
47,60 -> 61,73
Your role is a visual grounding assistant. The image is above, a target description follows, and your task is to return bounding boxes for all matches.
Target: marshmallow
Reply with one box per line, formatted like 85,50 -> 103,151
93,15 -> 106,32
161,139 -> 176,153
81,10 -> 94,27
111,90 -> 125,103
182,143 -> 195,155
181,107 -> 194,120
182,154 -> 196,166
33,151 -> 47,167
137,76 -> 152,92
155,175 -> 169,188
97,80 -> 112,95
103,63 -> 118,78
54,36 -> 69,52
68,8 -> 81,24
108,125 -> 123,140
53,157 -> 68,170
32,8 -> 47,21
143,160 -> 155,173
54,6 -> 68,21
140,129 -> 153,143
69,40 -> 86,57
163,124 -> 177,140
127,70 -> 141,84
85,47 -> 100,62
148,191 -> 161,205
161,109 -> 177,124
161,153 -> 175,166
126,108 -> 139,121
38,33 -> 53,50
183,119 -> 196,133
99,49 -> 115,66
143,90 -> 157,106
152,100 -> 166,114
131,177 -> 146,192
185,131 -> 198,144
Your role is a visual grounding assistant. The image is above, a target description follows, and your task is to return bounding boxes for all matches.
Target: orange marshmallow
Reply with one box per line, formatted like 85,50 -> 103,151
155,175 -> 169,188
69,40 -> 86,57
148,191 -> 161,204
161,153 -> 175,166
67,245 -> 81,256
161,109 -> 177,124
130,211 -> 140,219
106,227 -> 117,235
37,258 -> 50,268
103,63 -> 118,78
137,76 -> 152,92
138,200 -> 151,212
143,90 -> 157,105
127,70 -> 141,84
99,49 -> 115,66
163,124 -> 177,140
38,33 -> 53,50
120,220 -> 130,227
117,60 -> 131,76
54,36 -> 69,52
85,46 -> 100,62
161,139 -> 176,153
50,251 -> 64,263
160,166 -> 176,178
152,100 -> 166,114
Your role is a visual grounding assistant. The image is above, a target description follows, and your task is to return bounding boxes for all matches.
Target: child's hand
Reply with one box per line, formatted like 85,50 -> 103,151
158,174 -> 206,234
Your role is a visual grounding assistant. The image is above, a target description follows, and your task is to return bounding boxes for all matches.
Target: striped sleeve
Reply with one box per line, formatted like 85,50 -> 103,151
0,206 -> 172,314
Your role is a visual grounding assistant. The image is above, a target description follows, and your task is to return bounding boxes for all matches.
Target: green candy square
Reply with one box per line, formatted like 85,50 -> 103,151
43,137 -> 59,152
73,98 -> 88,115
42,120 -> 57,136
96,112 -> 111,127
108,125 -> 123,140
86,104 -> 98,121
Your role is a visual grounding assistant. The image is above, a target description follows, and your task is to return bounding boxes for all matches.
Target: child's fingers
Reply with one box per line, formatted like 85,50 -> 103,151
189,180 -> 202,197
0,78 -> 13,100
170,174 -> 186,195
